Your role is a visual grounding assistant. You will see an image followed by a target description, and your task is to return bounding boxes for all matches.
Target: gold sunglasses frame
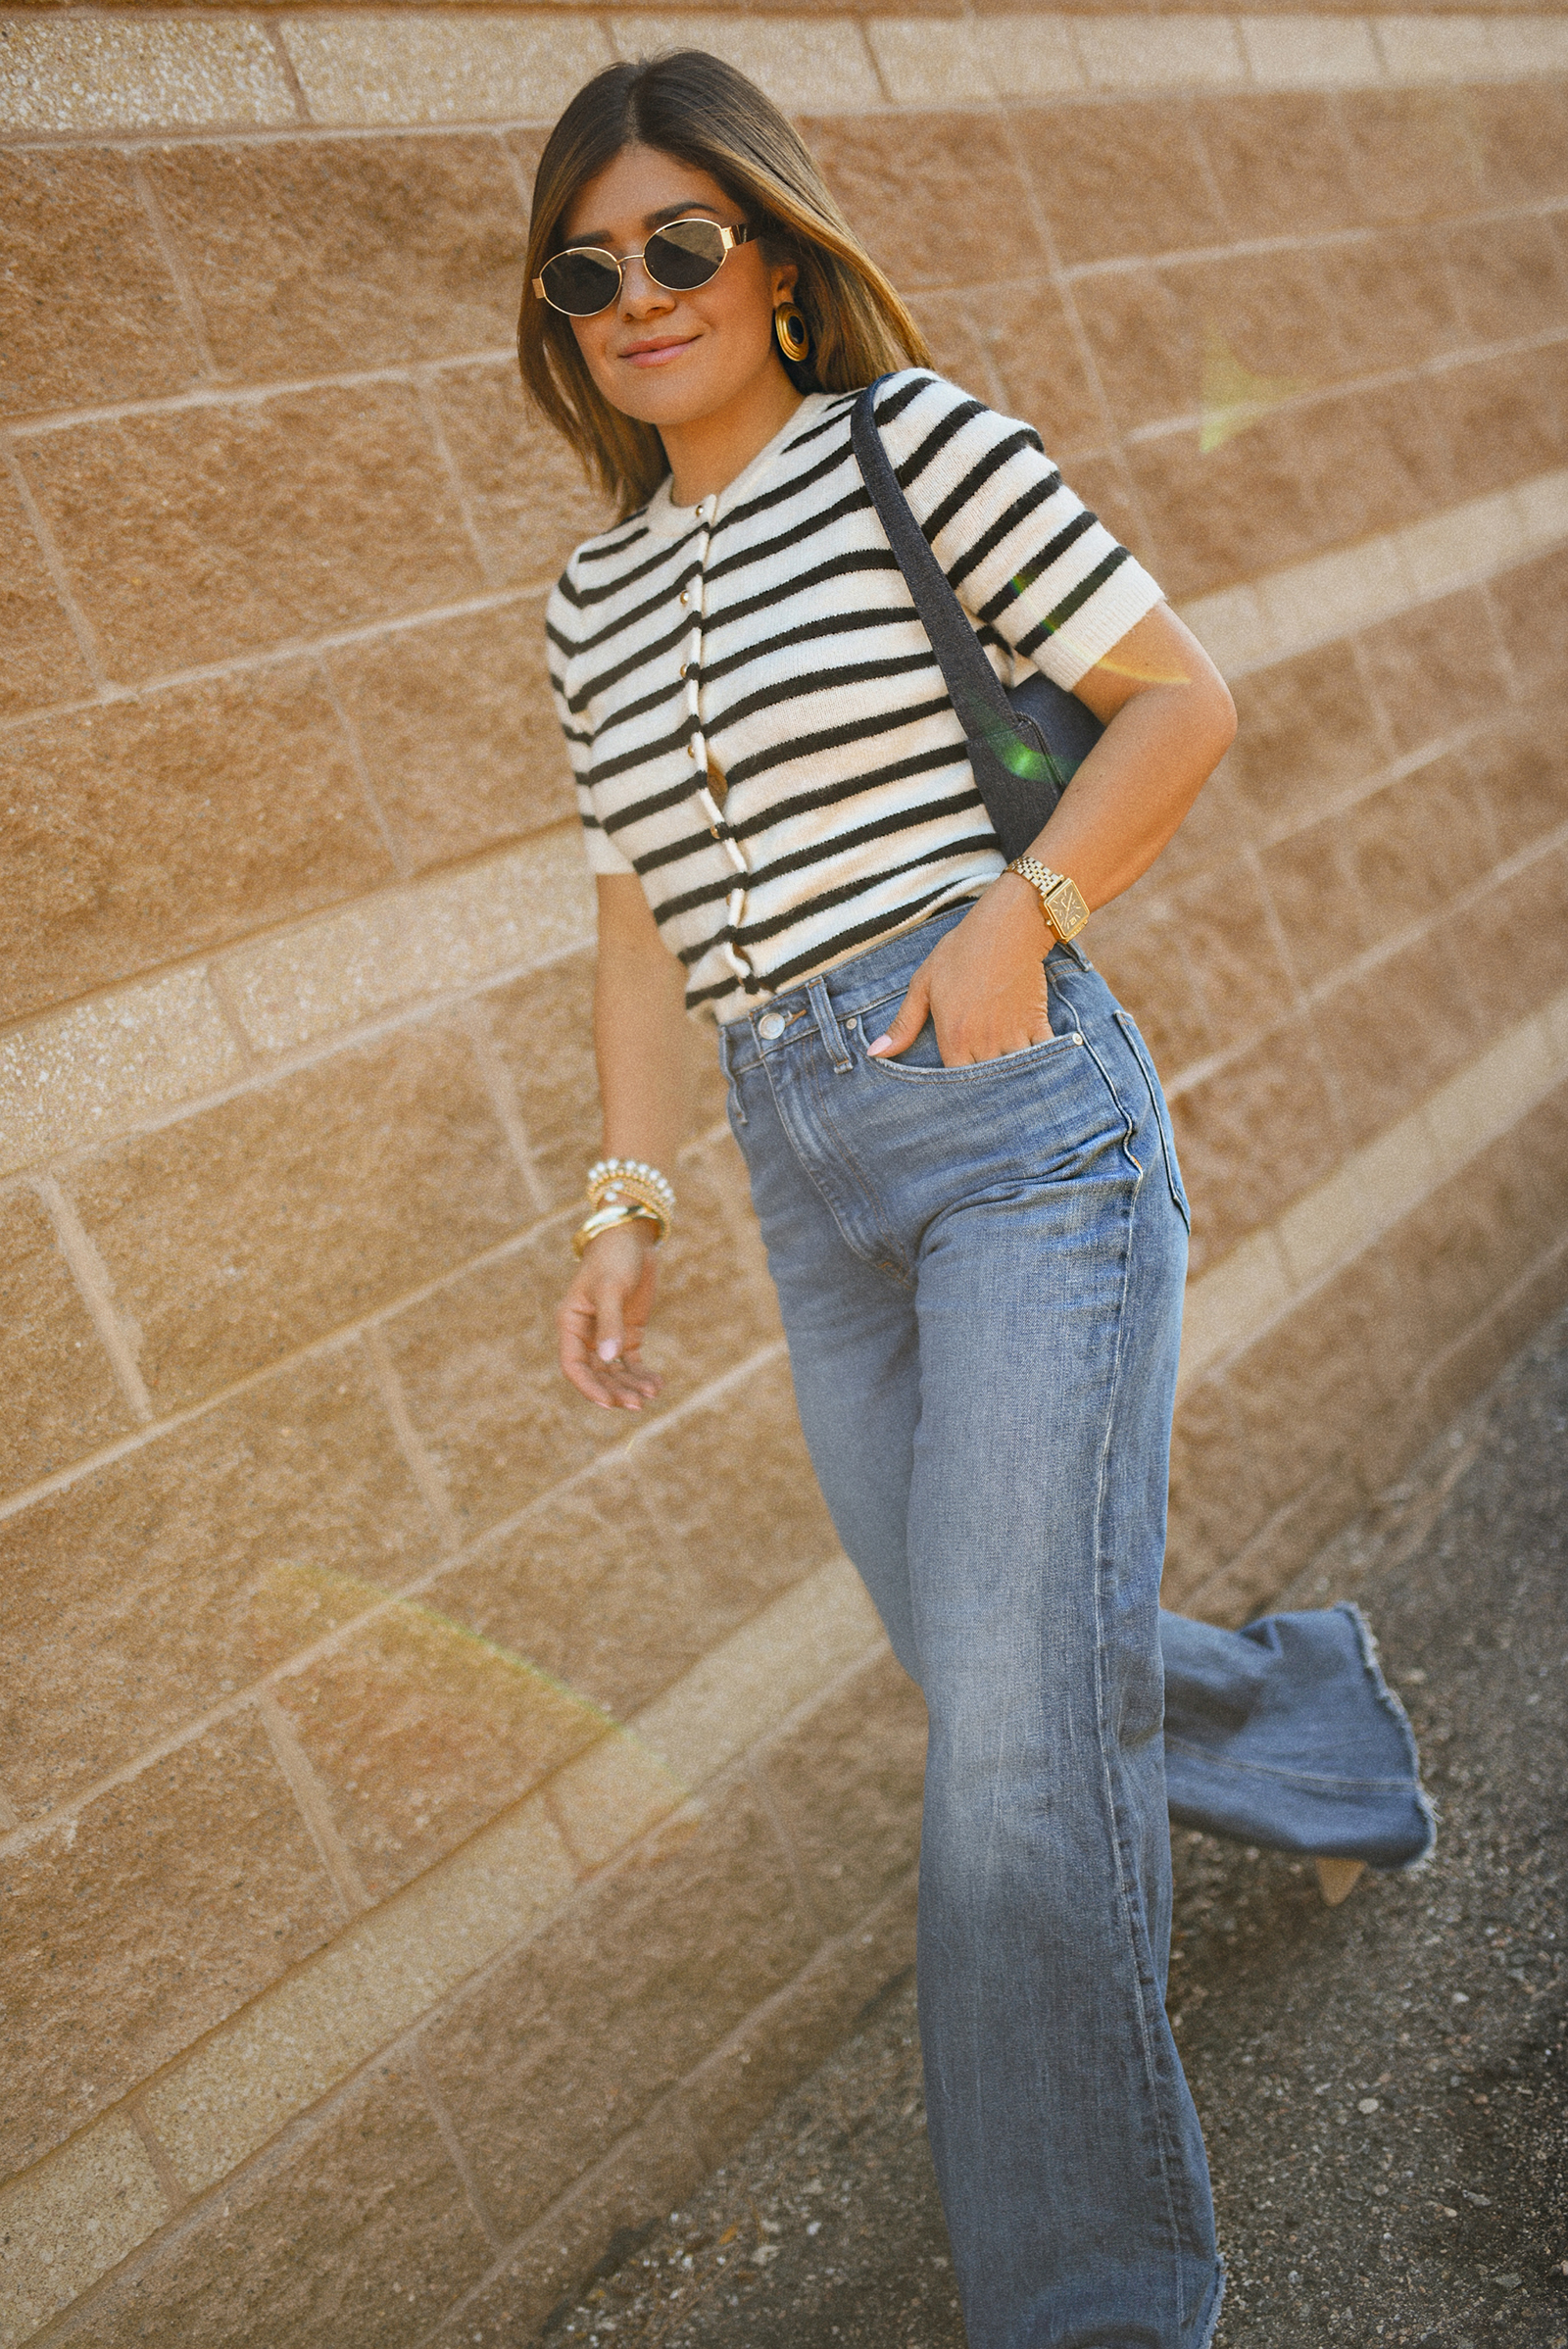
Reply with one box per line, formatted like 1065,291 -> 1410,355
533,220 -> 754,317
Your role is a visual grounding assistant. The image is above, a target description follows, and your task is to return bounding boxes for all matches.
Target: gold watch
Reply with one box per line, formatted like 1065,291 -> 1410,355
1005,856 -> 1090,944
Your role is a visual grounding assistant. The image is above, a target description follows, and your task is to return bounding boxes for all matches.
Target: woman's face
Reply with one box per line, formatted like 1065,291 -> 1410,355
560,143 -> 798,435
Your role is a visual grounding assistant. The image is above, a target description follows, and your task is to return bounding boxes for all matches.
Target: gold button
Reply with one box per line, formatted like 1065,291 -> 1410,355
679,591 -> 690,606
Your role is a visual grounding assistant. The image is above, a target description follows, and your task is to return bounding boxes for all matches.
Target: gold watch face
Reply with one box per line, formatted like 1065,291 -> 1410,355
1044,877 -> 1090,940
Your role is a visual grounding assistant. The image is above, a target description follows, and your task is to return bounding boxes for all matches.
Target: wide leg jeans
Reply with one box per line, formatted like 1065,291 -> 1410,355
720,906 -> 1223,2349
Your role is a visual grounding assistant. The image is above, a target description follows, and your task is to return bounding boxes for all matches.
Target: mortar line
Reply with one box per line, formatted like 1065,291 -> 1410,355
31,1173 -> 156,1423
360,1324 -> 466,1553
125,2102 -> 188,2219
262,17 -> 314,122
457,996 -> 557,1219
255,1686 -> 375,1918
745,1753 -> 832,1943
311,652 -> 412,882
412,370 -> 504,590
409,2042 -> 510,2253
1,446 -> 113,693
125,153 -> 220,382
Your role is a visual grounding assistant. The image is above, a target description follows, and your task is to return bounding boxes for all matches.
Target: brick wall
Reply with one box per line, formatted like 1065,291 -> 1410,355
2,7 -> 1567,2341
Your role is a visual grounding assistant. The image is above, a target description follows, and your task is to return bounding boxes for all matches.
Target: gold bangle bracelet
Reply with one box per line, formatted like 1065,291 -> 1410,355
571,1201 -> 666,1258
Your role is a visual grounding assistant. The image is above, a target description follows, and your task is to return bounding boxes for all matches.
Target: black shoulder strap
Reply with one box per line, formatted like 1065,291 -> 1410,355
851,376 -> 1066,859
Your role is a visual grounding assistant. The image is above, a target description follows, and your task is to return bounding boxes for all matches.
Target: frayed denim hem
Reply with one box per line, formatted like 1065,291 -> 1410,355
1344,1601 -> 1440,1873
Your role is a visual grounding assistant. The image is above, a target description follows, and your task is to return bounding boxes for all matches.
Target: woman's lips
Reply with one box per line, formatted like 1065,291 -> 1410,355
618,335 -> 697,367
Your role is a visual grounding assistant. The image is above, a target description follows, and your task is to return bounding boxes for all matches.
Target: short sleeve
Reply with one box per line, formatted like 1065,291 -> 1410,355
873,372 -> 1164,691
547,564 -> 636,878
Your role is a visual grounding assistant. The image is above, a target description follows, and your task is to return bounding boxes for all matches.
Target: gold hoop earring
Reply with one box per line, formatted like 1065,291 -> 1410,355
773,301 -> 809,365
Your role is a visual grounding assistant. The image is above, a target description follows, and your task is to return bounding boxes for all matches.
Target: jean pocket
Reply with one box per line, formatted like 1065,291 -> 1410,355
1113,1011 -> 1190,1229
862,1023 -> 1083,1082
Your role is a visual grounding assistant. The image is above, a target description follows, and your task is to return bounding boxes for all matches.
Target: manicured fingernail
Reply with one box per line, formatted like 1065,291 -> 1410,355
597,1339 -> 619,1361
867,1035 -> 893,1055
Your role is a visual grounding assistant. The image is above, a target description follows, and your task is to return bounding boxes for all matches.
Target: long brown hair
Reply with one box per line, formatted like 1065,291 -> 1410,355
518,52 -> 932,517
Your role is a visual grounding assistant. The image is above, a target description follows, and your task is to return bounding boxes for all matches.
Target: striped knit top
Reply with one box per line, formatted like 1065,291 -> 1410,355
547,369 -> 1164,1021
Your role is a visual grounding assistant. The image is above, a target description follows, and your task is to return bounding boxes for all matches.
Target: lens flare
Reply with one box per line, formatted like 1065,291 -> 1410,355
1200,323 -> 1311,455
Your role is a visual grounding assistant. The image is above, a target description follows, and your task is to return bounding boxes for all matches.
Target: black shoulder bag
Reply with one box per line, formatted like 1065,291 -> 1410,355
851,377 -> 1104,863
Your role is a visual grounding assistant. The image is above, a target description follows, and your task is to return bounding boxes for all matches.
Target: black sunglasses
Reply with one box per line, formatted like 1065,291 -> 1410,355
534,218 -> 754,318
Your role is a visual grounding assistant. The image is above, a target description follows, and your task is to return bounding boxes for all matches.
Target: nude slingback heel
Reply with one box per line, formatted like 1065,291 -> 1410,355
1315,1857 -> 1367,1907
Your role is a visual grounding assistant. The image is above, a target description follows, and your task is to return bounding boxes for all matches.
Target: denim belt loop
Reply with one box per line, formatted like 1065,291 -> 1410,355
805,974 -> 854,1073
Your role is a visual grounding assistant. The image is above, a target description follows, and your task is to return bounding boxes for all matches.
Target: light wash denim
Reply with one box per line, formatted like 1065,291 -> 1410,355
718,904 -> 1431,2349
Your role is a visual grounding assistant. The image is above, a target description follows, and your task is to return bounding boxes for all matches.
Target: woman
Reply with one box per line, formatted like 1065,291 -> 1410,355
523,53 -> 1431,2348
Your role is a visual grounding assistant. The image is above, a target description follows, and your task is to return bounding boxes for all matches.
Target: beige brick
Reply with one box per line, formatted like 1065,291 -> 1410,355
0,1185 -> 132,1497
0,667 -> 393,1027
969,15 -> 1084,99
806,109 -> 1047,290
23,385 -> 483,684
78,2063 -> 491,2349
1275,1112 -> 1438,1291
1222,638 -> 1383,830
864,19 -> 995,106
1251,533 -> 1412,663
0,471 -> 93,721
1177,1227 -> 1293,1390
0,2113 -> 167,2349
143,134 -> 525,382
0,1348 -> 435,1816
1223,1245 -> 1407,1522
0,969 -> 243,1177
1422,1003 -> 1562,1174
0,148 -> 202,422
549,1727 -> 690,1874
0,1718 -> 342,2179
1164,1370 -> 1271,1601
281,15 -> 613,127
1178,581 -> 1269,677
631,1555 -> 886,1790
1194,91 -> 1363,240
144,1793 -> 573,2192
422,1790 -> 817,2235
1514,464 -> 1568,556
1074,15 -> 1246,91
327,602 -> 571,876
1238,15 -> 1384,90
426,360 -> 611,590
612,16 -> 883,115
760,1651 -> 926,1936
1372,15 -> 1507,85
273,1595 -> 609,1901
1483,17 -> 1568,78
218,831 -> 593,1055
1397,486 -> 1518,602
0,18 -> 299,136
679,1875 -> 918,2165
1170,1019 -> 1345,1280
65,1022 -> 529,1411
383,1148 -> 781,1532
433,1352 -> 837,1726
482,949 -> 730,1210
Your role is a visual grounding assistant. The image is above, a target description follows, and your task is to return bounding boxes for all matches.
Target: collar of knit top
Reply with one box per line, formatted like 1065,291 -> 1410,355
638,391 -> 835,537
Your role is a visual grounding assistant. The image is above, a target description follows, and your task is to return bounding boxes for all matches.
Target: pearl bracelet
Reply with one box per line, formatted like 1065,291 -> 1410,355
586,1156 -> 676,1218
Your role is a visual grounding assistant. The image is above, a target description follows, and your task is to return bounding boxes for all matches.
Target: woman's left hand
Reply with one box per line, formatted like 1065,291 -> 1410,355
866,875 -> 1054,1066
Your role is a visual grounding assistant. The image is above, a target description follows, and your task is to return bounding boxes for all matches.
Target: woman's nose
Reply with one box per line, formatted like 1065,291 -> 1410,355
618,255 -> 672,316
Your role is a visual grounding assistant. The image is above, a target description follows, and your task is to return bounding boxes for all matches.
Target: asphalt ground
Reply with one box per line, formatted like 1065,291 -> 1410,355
540,1305 -> 1568,2349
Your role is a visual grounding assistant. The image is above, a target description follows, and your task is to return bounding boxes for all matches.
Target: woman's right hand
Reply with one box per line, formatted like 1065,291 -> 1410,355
557,1221 -> 662,1409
